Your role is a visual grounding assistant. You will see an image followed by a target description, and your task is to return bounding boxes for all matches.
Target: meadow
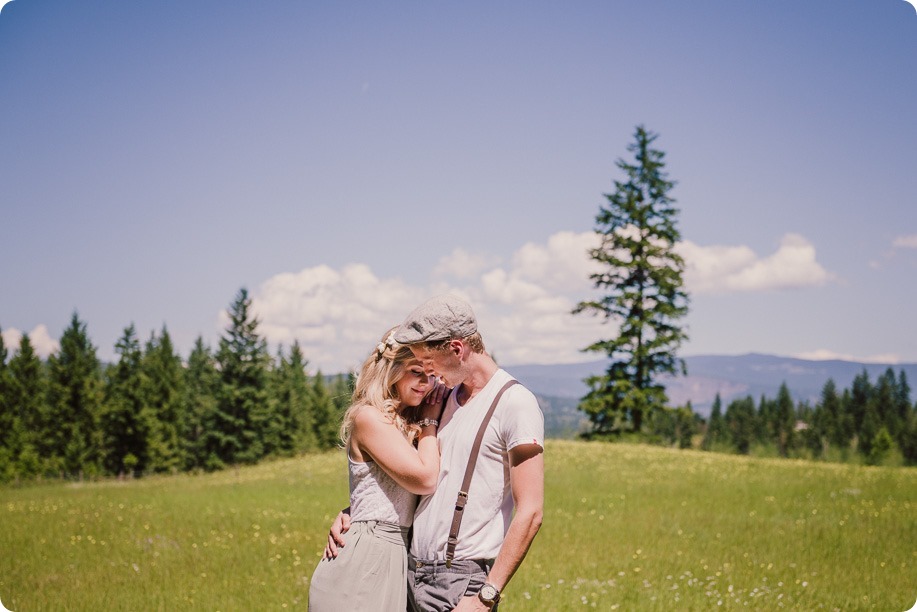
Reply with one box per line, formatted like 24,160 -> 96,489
1,441 -> 914,611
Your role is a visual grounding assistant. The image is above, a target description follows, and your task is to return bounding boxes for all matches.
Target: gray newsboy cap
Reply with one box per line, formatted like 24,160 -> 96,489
393,294 -> 478,344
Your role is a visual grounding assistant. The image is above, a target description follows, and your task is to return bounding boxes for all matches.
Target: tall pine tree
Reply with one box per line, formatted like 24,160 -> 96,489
701,393 -> 726,450
272,342 -> 318,456
574,125 -> 689,435
142,326 -> 185,473
725,396 -> 756,455
895,371 -> 911,426
900,400 -> 917,466
46,313 -> 106,477
213,289 -> 272,466
895,372 -> 914,464
774,383 -> 796,457
0,330 -> 12,480
756,395 -> 776,444
819,379 -> 850,450
849,370 -> 871,434
330,373 -> 354,424
807,379 -> 839,457
182,337 -> 219,471
7,334 -> 46,478
311,370 -> 340,450
873,369 -> 899,438
102,324 -> 152,475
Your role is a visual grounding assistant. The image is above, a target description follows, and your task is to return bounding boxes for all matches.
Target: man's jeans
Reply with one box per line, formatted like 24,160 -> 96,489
407,557 -> 497,612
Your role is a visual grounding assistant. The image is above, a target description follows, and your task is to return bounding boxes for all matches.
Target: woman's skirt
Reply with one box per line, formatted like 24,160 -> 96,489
308,520 -> 410,611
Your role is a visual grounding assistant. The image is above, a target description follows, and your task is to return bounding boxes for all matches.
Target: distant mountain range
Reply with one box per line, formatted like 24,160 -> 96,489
505,354 -> 917,425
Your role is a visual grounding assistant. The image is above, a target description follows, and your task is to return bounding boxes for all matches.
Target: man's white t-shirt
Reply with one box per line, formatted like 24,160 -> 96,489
410,368 -> 544,561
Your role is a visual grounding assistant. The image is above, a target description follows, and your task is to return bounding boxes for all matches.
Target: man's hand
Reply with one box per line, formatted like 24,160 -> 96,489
323,508 -> 351,560
454,595 -> 490,611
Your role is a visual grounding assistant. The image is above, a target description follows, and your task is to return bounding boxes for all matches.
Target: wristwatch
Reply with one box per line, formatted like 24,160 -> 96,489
478,582 -> 501,606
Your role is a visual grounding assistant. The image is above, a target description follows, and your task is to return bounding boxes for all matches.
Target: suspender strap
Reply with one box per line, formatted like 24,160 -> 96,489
445,379 -> 520,567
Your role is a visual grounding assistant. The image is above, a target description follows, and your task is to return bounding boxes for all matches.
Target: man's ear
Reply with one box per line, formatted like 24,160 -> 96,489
448,339 -> 464,359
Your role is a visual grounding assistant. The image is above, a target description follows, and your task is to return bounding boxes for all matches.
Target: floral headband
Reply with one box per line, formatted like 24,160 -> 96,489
375,332 -> 397,361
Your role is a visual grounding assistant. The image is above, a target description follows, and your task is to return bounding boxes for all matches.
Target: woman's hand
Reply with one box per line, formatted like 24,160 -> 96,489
421,377 -> 449,419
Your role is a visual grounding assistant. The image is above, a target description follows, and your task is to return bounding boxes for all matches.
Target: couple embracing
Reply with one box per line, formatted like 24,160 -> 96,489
309,294 -> 545,611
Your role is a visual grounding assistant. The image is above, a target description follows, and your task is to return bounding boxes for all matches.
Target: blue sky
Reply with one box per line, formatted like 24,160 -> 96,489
1,0 -> 915,373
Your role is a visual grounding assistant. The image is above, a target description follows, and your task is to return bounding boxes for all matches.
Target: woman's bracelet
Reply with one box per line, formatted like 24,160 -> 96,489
417,418 -> 439,428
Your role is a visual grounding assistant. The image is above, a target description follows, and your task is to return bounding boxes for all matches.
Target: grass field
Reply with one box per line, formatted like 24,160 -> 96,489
1,441 -> 914,611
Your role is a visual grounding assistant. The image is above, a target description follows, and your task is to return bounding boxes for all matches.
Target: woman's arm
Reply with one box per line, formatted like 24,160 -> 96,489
351,406 -> 440,495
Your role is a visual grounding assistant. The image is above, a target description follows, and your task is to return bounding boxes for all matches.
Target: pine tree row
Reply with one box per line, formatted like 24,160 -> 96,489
701,372 -> 917,466
0,289 -> 351,483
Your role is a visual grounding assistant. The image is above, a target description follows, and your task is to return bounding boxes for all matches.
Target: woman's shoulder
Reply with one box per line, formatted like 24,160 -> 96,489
351,403 -> 392,430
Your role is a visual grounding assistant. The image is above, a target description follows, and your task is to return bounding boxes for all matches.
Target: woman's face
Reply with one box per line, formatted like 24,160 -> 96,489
394,358 -> 431,407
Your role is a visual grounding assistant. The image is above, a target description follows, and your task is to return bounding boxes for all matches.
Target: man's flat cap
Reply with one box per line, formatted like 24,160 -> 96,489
393,294 -> 478,344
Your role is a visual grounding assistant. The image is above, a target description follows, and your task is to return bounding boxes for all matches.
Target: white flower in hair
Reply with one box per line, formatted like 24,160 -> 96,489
375,332 -> 397,360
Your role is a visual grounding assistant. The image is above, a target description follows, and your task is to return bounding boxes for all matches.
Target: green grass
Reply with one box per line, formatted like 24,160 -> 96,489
1,441 -> 914,610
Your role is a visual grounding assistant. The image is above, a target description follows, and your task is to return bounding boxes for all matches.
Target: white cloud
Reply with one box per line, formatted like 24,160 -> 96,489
892,234 -> 917,249
30,325 -> 59,357
794,349 -> 901,364
243,237 -> 608,371
241,230 -> 835,372
511,231 -> 602,292
1,324 -> 59,358
238,264 -> 429,372
863,353 -> 901,364
1,328 -> 20,352
469,265 -> 606,365
793,349 -> 856,362
433,248 -> 500,280
677,233 -> 833,294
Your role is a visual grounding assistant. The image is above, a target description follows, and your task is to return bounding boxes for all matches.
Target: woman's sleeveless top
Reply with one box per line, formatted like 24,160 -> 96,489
348,453 -> 418,527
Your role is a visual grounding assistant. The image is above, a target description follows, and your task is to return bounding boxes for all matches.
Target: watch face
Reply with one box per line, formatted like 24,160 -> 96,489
480,584 -> 498,601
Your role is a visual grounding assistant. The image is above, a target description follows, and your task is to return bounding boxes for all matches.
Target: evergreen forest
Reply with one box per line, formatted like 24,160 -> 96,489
0,289 -> 351,483
696,372 -> 917,466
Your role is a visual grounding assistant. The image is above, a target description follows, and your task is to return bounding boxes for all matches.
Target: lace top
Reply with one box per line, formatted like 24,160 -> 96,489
349,453 -> 419,527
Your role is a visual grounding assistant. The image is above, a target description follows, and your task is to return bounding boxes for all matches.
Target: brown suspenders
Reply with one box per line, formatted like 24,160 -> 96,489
445,379 -> 520,567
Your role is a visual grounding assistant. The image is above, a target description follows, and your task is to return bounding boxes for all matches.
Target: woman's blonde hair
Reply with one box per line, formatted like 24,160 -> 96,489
340,327 -> 424,447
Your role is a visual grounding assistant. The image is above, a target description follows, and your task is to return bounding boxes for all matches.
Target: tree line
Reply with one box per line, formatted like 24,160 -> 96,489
576,368 -> 917,467
0,289 -> 351,483
701,371 -> 917,466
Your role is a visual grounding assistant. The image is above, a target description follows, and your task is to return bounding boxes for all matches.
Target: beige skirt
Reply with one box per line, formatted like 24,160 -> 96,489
308,520 -> 410,611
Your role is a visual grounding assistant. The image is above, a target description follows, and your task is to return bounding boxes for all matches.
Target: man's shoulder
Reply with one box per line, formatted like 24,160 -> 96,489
497,370 -> 539,405
495,372 -> 545,451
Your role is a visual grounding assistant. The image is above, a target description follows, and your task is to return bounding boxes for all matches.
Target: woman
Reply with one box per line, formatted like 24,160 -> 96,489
308,328 -> 442,611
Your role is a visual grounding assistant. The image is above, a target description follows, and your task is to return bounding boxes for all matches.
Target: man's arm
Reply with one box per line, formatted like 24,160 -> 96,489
323,507 -> 351,559
456,443 -> 544,610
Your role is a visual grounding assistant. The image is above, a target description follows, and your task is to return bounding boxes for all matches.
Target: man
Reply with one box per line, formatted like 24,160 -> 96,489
328,294 -> 544,611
